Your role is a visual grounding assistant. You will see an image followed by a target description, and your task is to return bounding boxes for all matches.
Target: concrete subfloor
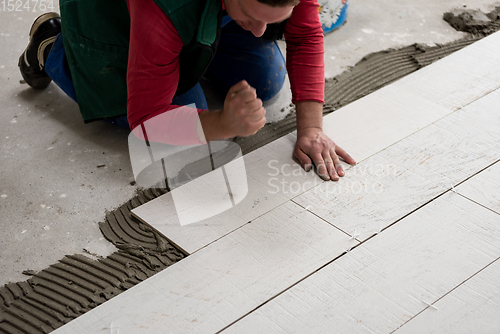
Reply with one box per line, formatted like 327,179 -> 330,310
0,0 -> 498,286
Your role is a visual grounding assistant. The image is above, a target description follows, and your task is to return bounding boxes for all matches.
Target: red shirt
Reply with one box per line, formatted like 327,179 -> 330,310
127,0 -> 324,132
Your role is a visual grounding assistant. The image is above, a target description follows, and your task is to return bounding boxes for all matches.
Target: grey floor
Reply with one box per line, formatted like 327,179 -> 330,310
0,0 -> 496,286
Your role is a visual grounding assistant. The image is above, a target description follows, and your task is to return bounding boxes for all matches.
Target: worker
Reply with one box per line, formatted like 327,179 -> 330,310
18,0 -> 356,181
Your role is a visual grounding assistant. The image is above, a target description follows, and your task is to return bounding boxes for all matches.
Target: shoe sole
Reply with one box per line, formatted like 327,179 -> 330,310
22,12 -> 60,69
29,12 -> 60,40
38,35 -> 57,68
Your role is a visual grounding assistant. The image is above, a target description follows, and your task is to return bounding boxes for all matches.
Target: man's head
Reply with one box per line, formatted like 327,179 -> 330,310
225,0 -> 299,38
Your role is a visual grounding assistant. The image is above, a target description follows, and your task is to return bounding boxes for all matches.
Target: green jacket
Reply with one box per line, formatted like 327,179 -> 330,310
59,0 -> 222,123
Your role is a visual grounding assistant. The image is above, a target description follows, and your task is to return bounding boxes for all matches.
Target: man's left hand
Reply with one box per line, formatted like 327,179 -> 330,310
294,127 -> 356,181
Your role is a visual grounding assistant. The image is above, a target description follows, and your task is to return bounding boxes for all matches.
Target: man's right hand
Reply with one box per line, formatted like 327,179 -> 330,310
220,80 -> 266,137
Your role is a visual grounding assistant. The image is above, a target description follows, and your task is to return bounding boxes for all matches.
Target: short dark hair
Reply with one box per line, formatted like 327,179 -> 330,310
256,0 -> 300,7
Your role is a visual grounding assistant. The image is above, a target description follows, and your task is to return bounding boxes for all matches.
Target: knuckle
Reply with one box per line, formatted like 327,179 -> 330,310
243,121 -> 252,133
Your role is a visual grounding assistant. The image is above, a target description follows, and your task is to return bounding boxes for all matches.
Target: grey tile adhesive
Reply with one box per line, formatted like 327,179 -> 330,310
1,8 -> 499,333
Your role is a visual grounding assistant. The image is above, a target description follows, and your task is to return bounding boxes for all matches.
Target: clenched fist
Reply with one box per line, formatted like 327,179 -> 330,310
220,80 -> 266,137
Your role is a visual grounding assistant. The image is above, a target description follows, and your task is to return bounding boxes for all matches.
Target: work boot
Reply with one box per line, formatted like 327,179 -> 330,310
18,12 -> 61,89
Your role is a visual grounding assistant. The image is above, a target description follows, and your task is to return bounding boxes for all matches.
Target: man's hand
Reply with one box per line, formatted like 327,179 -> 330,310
199,80 -> 266,141
220,80 -> 266,137
295,101 -> 356,181
294,127 -> 356,181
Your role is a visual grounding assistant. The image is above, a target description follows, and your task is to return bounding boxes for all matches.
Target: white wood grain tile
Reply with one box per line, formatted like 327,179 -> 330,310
131,172 -> 287,254
390,32 -> 500,111
293,150 -> 449,241
53,201 -> 355,334
429,89 -> 500,153
321,84 -> 453,162
457,30 -> 500,66
456,161 -> 500,215
243,134 -> 322,196
132,135 -> 321,254
294,88 -> 500,241
391,64 -> 497,112
387,88 -> 500,180
222,193 -> 500,334
385,124 -> 499,183
393,258 -> 500,334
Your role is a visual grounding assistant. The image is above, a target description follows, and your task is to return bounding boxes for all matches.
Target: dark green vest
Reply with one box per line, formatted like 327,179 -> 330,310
59,0 -> 222,123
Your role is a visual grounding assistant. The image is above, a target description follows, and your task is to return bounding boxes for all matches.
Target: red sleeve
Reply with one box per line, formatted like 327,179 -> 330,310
126,0 -> 205,136
284,0 -> 325,105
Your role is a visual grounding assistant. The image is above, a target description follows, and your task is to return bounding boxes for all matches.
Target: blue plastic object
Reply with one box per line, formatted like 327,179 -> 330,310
320,0 -> 349,35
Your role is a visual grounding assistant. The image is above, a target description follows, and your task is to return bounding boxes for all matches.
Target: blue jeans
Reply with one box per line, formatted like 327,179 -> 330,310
45,17 -> 286,129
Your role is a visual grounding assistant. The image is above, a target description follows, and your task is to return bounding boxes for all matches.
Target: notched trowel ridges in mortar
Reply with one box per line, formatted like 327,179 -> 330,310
235,116 -> 297,155
99,189 -> 166,249
0,188 -> 185,334
325,46 -> 421,107
412,38 -> 480,66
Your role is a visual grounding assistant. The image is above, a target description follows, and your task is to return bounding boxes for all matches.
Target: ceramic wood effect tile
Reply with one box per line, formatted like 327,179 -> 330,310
393,258 -> 500,334
456,160 -> 500,215
53,201 -> 355,334
390,32 -> 500,111
294,88 -> 500,241
222,193 -> 500,334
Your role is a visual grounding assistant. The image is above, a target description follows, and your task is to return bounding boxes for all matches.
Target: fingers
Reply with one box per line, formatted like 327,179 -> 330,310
242,115 -> 266,137
294,129 -> 355,181
223,80 -> 266,137
294,148 -> 312,172
336,145 -> 356,165
295,145 -> 343,181
244,107 -> 266,136
312,153 -> 330,181
328,147 -> 343,180
227,80 -> 250,97
253,116 -> 266,133
238,88 -> 257,103
250,106 -> 266,122
328,145 -> 356,180
246,98 -> 263,115
322,149 -> 339,181
228,81 -> 257,103
310,148 -> 350,182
